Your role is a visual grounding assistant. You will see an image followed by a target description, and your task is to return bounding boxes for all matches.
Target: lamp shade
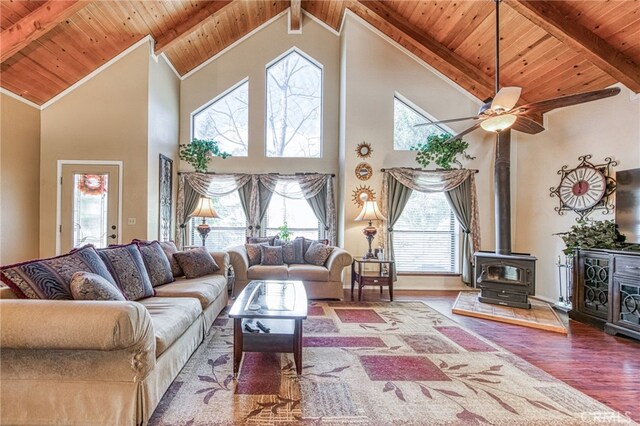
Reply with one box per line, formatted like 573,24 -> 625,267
355,200 -> 387,222
480,114 -> 517,132
190,197 -> 220,218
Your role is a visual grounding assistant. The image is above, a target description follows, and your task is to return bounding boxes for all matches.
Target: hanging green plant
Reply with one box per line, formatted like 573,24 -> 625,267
179,138 -> 231,173
555,219 -> 626,255
410,133 -> 475,170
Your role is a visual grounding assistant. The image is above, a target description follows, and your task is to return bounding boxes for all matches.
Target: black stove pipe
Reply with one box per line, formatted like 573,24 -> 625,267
495,130 -> 512,255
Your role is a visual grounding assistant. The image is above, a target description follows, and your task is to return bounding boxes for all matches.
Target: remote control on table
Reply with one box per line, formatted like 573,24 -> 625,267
244,323 -> 259,333
256,321 -> 270,333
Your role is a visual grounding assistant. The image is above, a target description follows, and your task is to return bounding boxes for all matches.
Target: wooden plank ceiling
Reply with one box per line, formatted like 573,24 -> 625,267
1,0 -> 638,106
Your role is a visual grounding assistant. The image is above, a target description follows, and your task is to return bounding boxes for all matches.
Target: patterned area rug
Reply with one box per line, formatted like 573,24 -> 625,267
452,291 -> 568,334
149,301 -> 632,425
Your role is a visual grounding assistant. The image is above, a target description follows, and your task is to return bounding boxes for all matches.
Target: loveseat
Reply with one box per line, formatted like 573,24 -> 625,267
228,239 -> 352,299
0,245 -> 229,426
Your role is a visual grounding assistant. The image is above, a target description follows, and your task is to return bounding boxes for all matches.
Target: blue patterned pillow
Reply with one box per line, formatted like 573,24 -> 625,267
98,243 -> 154,300
70,272 -> 126,301
0,245 -> 116,299
276,237 -> 305,264
137,241 -> 174,287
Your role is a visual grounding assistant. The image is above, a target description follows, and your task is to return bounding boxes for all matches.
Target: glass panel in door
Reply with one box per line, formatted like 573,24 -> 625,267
61,164 -> 119,252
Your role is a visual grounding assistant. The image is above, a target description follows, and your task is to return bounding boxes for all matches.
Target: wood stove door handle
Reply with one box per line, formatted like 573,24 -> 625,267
497,292 -> 510,298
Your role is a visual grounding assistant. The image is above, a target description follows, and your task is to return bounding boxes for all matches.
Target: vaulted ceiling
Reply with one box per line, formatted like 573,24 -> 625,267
1,0 -> 639,106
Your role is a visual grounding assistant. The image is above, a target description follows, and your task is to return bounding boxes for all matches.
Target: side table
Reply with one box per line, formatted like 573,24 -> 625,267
351,258 -> 395,301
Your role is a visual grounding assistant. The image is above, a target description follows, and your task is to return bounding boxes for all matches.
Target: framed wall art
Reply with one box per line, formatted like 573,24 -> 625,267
159,154 -> 173,241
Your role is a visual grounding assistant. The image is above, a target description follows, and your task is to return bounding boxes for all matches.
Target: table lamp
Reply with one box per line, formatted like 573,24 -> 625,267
190,196 -> 220,246
355,194 -> 387,259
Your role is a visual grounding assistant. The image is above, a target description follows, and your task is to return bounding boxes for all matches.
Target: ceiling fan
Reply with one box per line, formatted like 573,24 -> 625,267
416,0 -> 621,141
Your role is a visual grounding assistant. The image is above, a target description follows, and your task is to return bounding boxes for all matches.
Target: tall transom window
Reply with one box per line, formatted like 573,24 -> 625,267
393,96 -> 448,150
266,50 -> 322,157
192,80 -> 249,157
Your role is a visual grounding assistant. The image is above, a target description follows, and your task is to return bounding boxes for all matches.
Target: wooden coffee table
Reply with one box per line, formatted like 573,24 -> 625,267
228,280 -> 307,376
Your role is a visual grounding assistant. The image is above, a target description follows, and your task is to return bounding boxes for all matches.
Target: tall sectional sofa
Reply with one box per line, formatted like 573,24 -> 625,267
0,245 -> 230,426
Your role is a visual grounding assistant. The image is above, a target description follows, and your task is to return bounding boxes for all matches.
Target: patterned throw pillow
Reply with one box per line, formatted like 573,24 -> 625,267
136,241 -> 174,287
134,239 -> 183,278
304,241 -> 335,266
302,237 -> 330,255
70,272 -> 126,301
0,245 -> 116,299
276,237 -> 305,264
173,247 -> 220,279
260,245 -> 284,266
247,235 -> 278,246
98,243 -> 154,301
245,243 -> 268,266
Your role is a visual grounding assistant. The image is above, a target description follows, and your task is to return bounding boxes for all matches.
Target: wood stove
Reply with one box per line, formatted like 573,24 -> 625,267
474,252 -> 536,309
473,131 -> 537,309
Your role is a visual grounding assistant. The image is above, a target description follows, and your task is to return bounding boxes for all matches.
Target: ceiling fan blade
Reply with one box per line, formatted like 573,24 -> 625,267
511,115 -> 545,134
414,116 -> 480,127
491,87 -> 522,111
442,123 -> 482,143
515,87 -> 621,115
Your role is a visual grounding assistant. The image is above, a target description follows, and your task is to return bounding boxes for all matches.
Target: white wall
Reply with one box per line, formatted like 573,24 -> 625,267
180,13 -> 340,176
340,14 -> 497,290
0,93 -> 41,264
148,55 -> 180,239
514,86 -> 640,302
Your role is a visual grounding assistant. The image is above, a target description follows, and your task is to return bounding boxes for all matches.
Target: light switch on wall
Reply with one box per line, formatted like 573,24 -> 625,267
127,218 -> 136,225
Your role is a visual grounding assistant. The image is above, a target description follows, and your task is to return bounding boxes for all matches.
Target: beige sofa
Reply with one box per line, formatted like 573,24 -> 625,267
228,245 -> 352,299
0,251 -> 229,426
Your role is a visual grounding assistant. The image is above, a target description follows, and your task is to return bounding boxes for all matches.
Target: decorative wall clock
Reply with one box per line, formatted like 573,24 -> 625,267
355,162 -> 373,180
352,185 -> 376,207
550,155 -> 617,220
355,142 -> 373,159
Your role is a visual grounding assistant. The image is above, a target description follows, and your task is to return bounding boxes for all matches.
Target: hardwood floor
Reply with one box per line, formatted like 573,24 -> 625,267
344,289 -> 640,422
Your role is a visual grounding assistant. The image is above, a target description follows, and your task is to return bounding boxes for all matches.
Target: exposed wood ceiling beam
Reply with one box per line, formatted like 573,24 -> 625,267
154,0 -> 234,55
290,0 -> 302,32
506,0 -> 640,93
349,0 -> 497,102
0,1 -> 89,63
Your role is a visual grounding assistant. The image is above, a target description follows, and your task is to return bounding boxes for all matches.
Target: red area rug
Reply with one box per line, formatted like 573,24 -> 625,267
149,301 -> 631,425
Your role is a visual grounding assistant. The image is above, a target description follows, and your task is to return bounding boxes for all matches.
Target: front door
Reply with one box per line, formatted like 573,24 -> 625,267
60,164 -> 120,252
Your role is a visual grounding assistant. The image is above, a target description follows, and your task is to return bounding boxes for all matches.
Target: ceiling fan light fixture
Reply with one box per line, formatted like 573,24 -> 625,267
480,114 -> 517,132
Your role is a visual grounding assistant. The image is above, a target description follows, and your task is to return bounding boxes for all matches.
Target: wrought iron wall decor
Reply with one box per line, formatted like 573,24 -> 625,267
549,155 -> 617,220
352,185 -> 376,207
159,154 -> 173,241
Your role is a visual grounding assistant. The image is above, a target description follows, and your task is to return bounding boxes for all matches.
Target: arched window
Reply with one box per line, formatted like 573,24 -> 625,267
266,50 -> 322,157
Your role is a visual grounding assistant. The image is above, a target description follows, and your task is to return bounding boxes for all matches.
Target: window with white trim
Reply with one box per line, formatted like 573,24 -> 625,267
393,96 -> 448,150
192,80 -> 249,157
264,184 -> 320,240
190,191 -> 247,250
392,191 -> 459,273
266,50 -> 322,157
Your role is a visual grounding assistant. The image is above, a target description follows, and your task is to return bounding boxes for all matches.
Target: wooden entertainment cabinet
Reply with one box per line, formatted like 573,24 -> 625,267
571,248 -> 640,341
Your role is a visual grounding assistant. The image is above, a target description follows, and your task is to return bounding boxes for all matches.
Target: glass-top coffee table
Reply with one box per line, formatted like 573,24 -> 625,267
228,280 -> 307,376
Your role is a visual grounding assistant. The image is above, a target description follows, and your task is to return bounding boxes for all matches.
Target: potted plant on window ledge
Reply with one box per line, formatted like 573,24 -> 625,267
179,138 -> 231,173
